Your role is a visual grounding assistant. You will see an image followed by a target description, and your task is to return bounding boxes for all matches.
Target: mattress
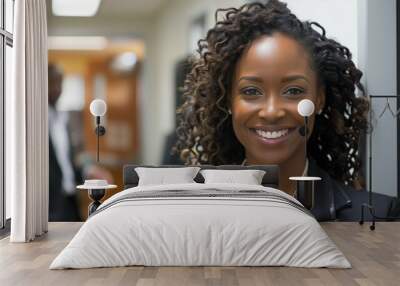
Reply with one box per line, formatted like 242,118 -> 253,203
50,183 -> 351,269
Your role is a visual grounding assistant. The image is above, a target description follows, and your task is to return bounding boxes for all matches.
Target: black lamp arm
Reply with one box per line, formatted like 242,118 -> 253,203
94,116 -> 106,162
304,116 -> 308,159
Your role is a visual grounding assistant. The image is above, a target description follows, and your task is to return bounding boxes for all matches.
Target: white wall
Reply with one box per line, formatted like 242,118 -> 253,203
284,0 -> 359,65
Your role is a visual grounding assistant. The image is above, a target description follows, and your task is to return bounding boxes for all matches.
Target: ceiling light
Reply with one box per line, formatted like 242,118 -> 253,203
47,36 -> 108,50
52,0 -> 102,17
110,52 -> 137,73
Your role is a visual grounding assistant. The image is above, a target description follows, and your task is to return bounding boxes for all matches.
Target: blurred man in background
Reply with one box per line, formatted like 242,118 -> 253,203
48,64 -> 112,221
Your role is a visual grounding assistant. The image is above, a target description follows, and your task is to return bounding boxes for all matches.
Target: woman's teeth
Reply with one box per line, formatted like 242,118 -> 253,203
255,129 -> 289,139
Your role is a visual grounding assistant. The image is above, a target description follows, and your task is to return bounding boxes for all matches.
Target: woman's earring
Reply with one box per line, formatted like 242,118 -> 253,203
228,109 -> 232,115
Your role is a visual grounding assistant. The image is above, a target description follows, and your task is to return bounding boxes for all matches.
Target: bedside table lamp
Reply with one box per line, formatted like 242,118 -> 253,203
77,99 -> 116,216
90,99 -> 107,162
289,99 -> 321,210
297,99 -> 315,159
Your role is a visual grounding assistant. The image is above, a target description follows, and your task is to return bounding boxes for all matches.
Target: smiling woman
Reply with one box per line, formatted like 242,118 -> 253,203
173,0 -> 396,221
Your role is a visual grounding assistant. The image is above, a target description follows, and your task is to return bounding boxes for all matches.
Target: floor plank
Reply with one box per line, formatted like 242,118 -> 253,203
0,222 -> 399,286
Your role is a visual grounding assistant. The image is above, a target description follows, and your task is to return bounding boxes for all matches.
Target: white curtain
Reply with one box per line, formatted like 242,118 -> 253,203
7,0 -> 48,242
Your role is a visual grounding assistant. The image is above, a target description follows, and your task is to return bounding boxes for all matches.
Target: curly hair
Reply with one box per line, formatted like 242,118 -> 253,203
173,0 -> 369,188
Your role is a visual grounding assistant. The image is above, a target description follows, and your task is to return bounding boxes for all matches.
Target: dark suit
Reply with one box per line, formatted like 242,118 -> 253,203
308,159 -> 398,221
49,136 -> 82,222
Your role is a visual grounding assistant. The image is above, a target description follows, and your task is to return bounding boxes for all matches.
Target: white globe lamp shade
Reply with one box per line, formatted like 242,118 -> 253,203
297,99 -> 315,117
90,99 -> 107,116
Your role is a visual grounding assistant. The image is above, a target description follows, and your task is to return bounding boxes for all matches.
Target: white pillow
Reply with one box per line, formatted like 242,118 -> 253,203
200,169 -> 266,185
135,167 -> 201,186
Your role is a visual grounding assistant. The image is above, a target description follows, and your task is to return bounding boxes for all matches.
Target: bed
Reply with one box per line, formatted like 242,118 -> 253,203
50,165 -> 350,269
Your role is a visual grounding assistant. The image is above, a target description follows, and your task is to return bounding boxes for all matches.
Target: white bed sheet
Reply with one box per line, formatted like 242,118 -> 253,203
50,183 -> 350,269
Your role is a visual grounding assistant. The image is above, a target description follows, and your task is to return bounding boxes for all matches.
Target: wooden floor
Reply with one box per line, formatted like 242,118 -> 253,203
0,222 -> 399,286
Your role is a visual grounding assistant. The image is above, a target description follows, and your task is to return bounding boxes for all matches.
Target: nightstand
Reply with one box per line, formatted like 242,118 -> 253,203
289,176 -> 321,210
77,180 -> 117,216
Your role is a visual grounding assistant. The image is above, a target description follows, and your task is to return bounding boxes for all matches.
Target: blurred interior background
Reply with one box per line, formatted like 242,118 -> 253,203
43,0 -> 398,220
46,0 -> 252,219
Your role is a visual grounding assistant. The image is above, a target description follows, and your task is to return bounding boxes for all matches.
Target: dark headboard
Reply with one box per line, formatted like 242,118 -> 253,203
123,165 -> 279,189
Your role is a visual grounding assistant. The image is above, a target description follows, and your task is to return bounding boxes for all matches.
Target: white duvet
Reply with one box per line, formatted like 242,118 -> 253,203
50,183 -> 351,269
